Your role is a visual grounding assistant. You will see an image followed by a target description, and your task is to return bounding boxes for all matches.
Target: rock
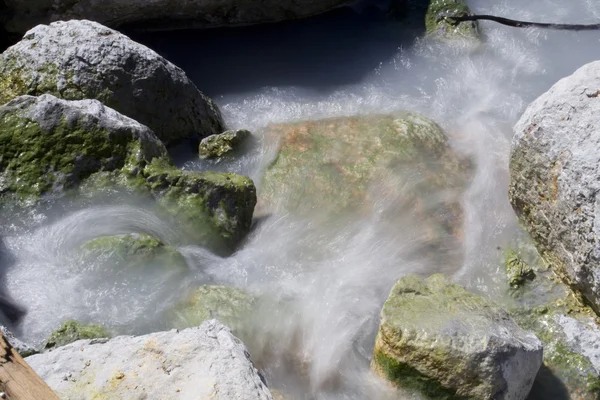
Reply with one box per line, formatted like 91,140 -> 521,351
504,249 -> 536,289
0,94 -> 256,250
44,320 -> 110,350
1,326 -> 37,357
372,273 -> 543,400
0,94 -> 166,200
26,320 -> 273,400
512,304 -> 600,400
142,159 -> 257,250
424,0 -> 479,40
165,285 -> 255,333
509,61 -> 600,315
199,129 -> 251,159
0,20 -> 223,146
3,0 -> 352,35
81,233 -> 188,270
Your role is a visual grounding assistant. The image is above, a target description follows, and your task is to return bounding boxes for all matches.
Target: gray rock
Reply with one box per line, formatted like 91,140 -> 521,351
3,0 -> 353,35
0,20 -> 223,146
26,320 -> 273,400
509,60 -> 600,315
199,129 -> 251,159
372,274 -> 543,400
0,94 -> 166,200
1,326 -> 37,357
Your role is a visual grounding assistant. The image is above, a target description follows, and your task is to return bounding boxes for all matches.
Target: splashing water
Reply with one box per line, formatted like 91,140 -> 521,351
3,0 -> 600,398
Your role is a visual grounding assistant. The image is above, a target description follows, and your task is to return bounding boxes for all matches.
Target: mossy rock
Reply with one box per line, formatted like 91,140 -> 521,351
260,113 -> 470,228
0,94 -> 256,251
80,233 -> 188,270
372,273 -> 542,399
0,94 -> 166,201
504,249 -> 536,289
199,129 -> 251,159
0,20 -> 223,145
165,285 -> 255,334
45,320 -> 110,349
424,0 -> 479,40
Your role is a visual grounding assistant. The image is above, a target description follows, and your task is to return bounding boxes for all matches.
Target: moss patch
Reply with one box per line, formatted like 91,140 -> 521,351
45,320 -> 110,349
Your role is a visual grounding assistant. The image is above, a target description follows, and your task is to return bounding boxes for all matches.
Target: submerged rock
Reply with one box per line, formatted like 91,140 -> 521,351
45,320 -> 110,349
0,20 -> 223,146
81,233 -> 188,270
372,274 -> 542,400
504,249 -> 536,289
0,94 -> 166,200
3,0 -> 352,35
509,61 -> 600,315
27,320 -> 273,399
165,285 -> 255,333
199,129 -> 251,159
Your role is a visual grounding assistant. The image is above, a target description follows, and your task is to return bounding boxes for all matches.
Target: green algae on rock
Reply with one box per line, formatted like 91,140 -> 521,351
0,94 -> 166,201
0,19 -> 223,145
81,233 -> 188,270
504,249 -> 536,289
45,320 -> 110,349
425,0 -> 479,40
166,285 -> 255,333
372,274 -> 542,400
199,129 -> 251,159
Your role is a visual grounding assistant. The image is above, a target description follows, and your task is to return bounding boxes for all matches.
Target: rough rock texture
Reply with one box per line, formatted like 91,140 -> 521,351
166,285 -> 255,333
1,326 -> 37,357
504,250 -> 536,289
512,305 -> 600,400
372,274 -> 543,400
0,94 -> 256,250
0,20 -> 223,146
509,61 -> 600,315
3,0 -> 353,34
27,320 -> 273,400
502,232 -> 600,400
0,94 -> 166,200
45,320 -> 110,350
81,233 -> 188,270
424,0 -> 479,39
199,129 -> 251,159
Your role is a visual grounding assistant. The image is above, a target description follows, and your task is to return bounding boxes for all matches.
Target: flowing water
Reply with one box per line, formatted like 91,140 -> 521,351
2,0 -> 600,398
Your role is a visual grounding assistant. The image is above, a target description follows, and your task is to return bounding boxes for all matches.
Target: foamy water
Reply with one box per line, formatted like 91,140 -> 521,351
3,1 -> 600,398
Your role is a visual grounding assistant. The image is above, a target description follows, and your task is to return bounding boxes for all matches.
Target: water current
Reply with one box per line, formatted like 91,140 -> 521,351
3,0 -> 600,398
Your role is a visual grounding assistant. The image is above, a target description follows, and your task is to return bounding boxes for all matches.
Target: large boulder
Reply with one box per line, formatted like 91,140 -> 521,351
0,94 -> 166,200
259,113 -> 471,255
26,320 -> 273,399
0,94 -> 256,250
372,274 -> 543,400
509,61 -> 600,315
0,20 -> 223,146
2,0 -> 353,35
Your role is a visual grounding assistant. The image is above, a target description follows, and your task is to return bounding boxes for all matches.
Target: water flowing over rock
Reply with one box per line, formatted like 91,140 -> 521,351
372,274 -> 543,400
0,94 -> 166,200
509,61 -> 600,316
26,320 -> 273,399
165,285 -> 256,334
0,19 -> 223,146
2,0 -> 353,35
80,233 -> 188,270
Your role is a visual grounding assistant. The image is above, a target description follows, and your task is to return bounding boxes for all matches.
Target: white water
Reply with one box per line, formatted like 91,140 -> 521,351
2,0 -> 600,398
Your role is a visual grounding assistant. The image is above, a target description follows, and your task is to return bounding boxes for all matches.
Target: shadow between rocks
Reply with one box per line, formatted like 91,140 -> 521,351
527,364 -> 570,400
